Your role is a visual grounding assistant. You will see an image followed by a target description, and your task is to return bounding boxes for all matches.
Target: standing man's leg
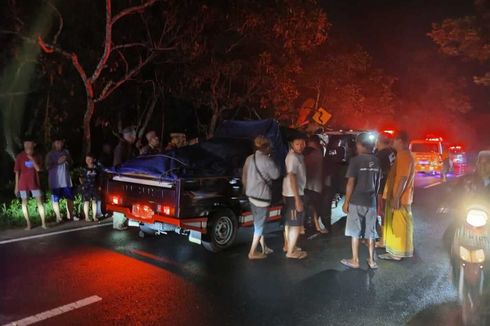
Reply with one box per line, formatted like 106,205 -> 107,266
91,199 -> 98,221
52,190 -> 62,222
341,204 -> 361,268
83,201 -> 90,221
286,206 -> 307,259
33,191 -> 46,229
283,225 -> 289,252
20,192 -> 31,230
287,226 -> 301,255
249,204 -> 267,260
65,187 -> 77,221
368,239 -> 376,266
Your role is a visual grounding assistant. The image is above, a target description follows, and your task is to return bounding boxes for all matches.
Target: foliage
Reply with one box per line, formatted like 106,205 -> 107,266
173,0 -> 329,135
292,37 -> 397,126
429,0 -> 490,86
0,193 -> 85,228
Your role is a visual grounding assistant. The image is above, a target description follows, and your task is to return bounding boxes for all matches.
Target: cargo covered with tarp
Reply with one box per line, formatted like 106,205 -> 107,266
107,119 -> 287,179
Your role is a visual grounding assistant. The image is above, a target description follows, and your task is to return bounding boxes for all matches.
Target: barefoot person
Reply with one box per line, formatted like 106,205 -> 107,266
79,153 -> 102,222
14,138 -> 46,229
341,133 -> 381,269
283,134 -> 308,259
379,131 -> 415,261
46,137 -> 76,222
242,136 -> 280,260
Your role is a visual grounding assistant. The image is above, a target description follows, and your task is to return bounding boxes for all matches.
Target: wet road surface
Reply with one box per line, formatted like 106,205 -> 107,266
0,175 -> 471,325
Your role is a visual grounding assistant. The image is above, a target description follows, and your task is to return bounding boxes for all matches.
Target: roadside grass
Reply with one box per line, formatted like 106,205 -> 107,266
0,194 -> 85,229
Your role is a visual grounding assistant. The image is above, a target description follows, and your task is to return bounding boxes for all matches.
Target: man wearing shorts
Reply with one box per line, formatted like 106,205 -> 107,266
46,137 -> 76,222
283,135 -> 307,259
14,138 -> 46,229
341,133 -> 381,269
242,136 -> 280,260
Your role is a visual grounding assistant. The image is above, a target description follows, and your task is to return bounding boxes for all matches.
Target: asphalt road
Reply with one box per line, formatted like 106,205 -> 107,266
0,173 -> 469,326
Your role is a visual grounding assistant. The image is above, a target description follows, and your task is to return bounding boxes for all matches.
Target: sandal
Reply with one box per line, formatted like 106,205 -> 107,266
263,247 -> 274,255
378,253 -> 401,261
340,259 -> 360,269
316,228 -> 329,234
248,253 -> 267,260
286,251 -> 307,259
283,246 -> 302,253
367,259 -> 378,269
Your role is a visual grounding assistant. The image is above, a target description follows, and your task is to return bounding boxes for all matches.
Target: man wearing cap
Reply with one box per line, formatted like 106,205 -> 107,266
113,126 -> 138,167
341,133 -> 381,269
165,132 -> 188,151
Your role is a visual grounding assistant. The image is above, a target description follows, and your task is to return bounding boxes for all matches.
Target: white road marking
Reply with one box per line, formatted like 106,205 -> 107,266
0,222 -> 111,245
424,181 -> 442,189
2,295 -> 102,326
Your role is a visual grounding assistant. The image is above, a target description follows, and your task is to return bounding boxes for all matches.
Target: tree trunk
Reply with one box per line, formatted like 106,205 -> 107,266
137,92 -> 159,140
83,96 -> 95,154
208,109 -> 219,138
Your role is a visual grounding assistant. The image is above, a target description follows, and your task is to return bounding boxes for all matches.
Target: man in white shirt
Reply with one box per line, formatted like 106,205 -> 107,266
283,135 -> 307,259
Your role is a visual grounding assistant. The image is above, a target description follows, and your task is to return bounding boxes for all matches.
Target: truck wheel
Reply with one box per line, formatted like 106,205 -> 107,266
202,210 -> 238,252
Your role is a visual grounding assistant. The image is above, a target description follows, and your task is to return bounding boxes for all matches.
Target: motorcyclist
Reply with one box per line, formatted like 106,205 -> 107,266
457,151 -> 490,207
440,150 -> 490,214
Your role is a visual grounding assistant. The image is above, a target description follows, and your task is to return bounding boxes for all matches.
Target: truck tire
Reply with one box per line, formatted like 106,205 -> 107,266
202,210 -> 238,252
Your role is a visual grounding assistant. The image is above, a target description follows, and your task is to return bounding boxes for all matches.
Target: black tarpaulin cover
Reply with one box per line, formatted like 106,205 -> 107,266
107,119 -> 286,179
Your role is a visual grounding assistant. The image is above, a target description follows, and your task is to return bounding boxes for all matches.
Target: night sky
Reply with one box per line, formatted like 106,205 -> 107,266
323,0 -> 488,112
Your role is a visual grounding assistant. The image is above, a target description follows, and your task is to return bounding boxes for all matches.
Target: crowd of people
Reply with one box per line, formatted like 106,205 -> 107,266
13,127 -> 192,230
13,124 -> 417,269
242,130 -> 416,267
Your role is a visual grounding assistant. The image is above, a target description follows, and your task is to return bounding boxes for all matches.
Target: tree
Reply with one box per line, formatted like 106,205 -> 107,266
175,0 -> 328,136
293,37 -> 397,127
429,0 -> 490,86
34,0 -> 163,153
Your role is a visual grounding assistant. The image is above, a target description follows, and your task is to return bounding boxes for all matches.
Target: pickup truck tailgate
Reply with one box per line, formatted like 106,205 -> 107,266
105,175 -> 180,217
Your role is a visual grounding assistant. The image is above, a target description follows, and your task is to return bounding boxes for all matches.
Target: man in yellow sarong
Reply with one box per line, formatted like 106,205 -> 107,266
379,131 -> 415,261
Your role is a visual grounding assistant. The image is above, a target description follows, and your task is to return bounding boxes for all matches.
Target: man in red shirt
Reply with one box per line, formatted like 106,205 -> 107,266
14,138 -> 46,229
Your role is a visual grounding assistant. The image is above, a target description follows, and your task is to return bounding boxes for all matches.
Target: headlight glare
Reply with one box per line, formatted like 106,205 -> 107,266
466,209 -> 488,228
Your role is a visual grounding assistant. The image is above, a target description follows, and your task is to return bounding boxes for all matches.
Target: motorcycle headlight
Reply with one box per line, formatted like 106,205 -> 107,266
466,209 -> 488,228
459,246 -> 485,263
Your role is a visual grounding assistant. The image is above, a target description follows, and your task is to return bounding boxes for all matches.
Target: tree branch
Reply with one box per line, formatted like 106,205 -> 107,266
44,0 -> 63,44
95,53 -> 156,102
89,0 -> 112,83
111,0 -> 158,25
112,42 -> 147,52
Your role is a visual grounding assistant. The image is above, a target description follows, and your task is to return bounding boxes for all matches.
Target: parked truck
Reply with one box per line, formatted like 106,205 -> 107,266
103,120 -> 287,252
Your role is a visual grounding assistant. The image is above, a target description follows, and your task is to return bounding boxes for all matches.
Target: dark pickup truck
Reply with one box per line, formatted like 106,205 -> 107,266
103,120 -> 287,252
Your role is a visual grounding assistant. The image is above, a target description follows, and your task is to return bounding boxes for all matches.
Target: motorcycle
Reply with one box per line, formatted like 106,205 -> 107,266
451,205 -> 490,325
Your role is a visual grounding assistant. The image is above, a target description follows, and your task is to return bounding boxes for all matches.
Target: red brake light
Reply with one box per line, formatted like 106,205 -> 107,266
157,205 -> 173,216
111,195 -> 122,205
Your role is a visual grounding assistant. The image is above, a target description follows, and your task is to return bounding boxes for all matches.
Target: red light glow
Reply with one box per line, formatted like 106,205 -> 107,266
163,205 -> 172,216
111,195 -> 122,205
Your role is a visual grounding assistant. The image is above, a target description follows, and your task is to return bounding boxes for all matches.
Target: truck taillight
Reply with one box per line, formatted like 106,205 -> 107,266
157,204 -> 173,216
111,195 -> 122,205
